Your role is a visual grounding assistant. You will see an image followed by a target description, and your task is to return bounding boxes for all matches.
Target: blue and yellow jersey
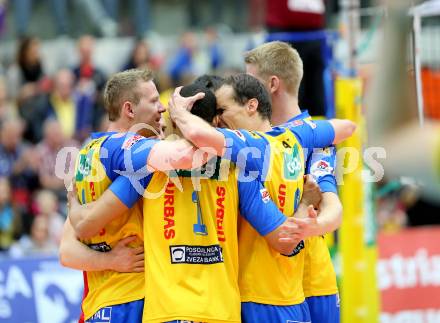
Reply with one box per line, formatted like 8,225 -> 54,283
74,132 -> 158,320
288,111 -> 339,298
217,119 -> 335,305
110,157 -> 287,323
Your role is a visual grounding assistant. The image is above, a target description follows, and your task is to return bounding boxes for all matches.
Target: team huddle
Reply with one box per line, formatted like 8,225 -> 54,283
60,41 -> 356,323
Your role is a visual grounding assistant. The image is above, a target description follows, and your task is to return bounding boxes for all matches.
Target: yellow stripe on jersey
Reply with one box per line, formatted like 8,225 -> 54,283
75,136 -> 144,320
141,160 -> 241,323
238,129 -> 306,305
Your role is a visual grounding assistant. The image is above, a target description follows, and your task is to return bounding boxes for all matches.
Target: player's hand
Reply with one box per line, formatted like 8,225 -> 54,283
300,175 -> 322,209
108,236 -> 144,273
279,205 -> 318,242
168,86 -> 205,116
277,217 -> 301,245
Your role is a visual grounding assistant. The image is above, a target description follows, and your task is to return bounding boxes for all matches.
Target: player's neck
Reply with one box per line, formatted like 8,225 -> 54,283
107,120 -> 130,134
250,118 -> 272,132
271,93 -> 301,126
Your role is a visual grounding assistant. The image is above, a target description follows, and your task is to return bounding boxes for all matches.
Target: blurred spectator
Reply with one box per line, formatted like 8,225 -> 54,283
73,35 -> 106,94
265,0 -> 327,117
35,119 -> 79,197
72,35 -> 107,130
101,0 -> 150,38
75,0 -> 149,38
0,118 -> 32,178
123,40 -> 162,72
34,190 -> 64,244
0,118 -> 38,235
13,0 -> 68,37
0,177 -> 21,251
7,36 -> 47,101
187,0 -> 245,31
168,32 -> 198,85
0,0 -> 6,36
74,0 -> 117,37
9,215 -> 58,258
204,27 -> 223,71
0,77 -> 17,120
47,69 -> 93,141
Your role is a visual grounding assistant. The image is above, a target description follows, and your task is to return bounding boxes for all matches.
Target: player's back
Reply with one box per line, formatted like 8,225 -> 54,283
75,133 -> 144,320
237,126 -> 306,305
141,158 -> 241,323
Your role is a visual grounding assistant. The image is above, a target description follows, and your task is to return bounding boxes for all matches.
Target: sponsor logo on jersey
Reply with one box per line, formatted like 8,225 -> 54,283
170,245 -> 224,264
287,119 -> 304,127
310,159 -> 334,178
75,150 -> 93,181
278,184 -> 286,213
216,186 -> 226,242
260,188 -> 271,203
164,181 -> 176,240
88,242 -> 111,252
88,307 -> 112,322
284,240 -> 305,257
283,144 -> 302,180
122,135 -> 143,150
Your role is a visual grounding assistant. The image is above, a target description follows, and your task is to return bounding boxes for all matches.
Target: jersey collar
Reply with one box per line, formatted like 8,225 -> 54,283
90,131 -> 118,139
285,110 -> 310,123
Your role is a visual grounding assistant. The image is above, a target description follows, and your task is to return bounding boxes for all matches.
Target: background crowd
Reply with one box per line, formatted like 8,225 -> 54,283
0,0 -> 437,261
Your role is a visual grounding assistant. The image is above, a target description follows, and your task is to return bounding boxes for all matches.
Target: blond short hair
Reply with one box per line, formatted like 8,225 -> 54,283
104,68 -> 154,121
244,41 -> 303,96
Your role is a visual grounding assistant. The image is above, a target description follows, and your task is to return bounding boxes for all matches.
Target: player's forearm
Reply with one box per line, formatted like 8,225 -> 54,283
69,202 -> 103,239
59,221 -> 112,271
329,119 -> 357,144
171,107 -> 225,156
295,202 -> 310,219
314,192 -> 342,236
69,190 -> 128,239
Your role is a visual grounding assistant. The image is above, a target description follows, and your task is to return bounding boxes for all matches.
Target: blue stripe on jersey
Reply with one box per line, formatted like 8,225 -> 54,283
89,132 -> 159,207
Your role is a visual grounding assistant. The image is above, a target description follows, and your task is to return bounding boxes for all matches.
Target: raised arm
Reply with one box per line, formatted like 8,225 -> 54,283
147,138 -> 210,172
59,219 -> 144,272
289,192 -> 342,241
168,86 -> 226,156
329,119 -> 357,144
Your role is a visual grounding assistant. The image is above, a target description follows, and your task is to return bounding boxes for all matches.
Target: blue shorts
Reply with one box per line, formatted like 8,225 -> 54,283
85,299 -> 144,323
241,301 -> 311,323
305,294 -> 340,323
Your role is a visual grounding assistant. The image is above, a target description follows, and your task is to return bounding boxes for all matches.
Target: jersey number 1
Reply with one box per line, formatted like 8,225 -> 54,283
192,191 -> 207,235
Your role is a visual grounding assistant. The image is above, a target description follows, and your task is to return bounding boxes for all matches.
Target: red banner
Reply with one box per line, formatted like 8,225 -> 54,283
378,227 -> 440,322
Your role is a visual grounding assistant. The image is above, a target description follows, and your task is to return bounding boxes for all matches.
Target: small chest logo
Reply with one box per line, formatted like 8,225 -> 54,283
283,144 -> 302,180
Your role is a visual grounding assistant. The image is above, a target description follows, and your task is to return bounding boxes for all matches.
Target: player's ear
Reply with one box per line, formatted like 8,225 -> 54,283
246,98 -> 259,116
268,75 -> 280,94
122,101 -> 135,119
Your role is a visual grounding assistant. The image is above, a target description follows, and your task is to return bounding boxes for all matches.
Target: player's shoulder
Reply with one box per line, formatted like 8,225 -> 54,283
222,128 -> 267,142
105,132 -> 157,151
